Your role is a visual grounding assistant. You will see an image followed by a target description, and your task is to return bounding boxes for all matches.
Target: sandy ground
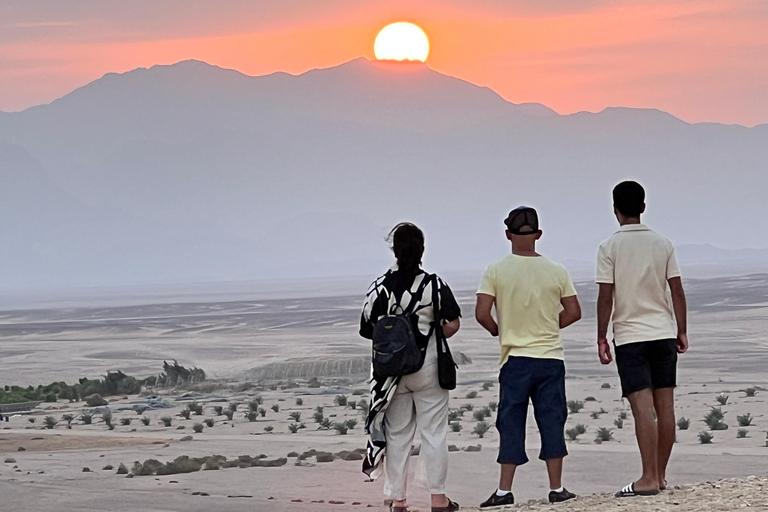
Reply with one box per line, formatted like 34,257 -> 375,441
1,274 -> 767,511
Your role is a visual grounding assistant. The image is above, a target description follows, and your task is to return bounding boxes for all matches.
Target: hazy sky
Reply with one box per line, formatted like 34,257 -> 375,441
2,0 -> 768,126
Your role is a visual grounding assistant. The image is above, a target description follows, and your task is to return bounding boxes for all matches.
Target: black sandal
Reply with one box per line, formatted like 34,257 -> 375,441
432,499 -> 460,511
615,482 -> 660,498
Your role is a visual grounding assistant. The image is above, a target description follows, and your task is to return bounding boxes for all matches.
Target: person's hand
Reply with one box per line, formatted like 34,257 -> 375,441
597,338 -> 612,365
676,333 -> 689,354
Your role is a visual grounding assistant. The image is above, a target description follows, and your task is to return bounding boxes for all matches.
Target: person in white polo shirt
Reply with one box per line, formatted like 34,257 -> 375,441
595,181 -> 689,498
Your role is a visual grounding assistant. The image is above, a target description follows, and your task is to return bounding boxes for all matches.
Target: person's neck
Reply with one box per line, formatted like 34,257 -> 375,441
512,245 -> 540,257
619,216 -> 642,226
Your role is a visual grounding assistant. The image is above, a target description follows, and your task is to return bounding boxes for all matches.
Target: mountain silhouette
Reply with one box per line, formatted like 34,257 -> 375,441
1,59 -> 766,289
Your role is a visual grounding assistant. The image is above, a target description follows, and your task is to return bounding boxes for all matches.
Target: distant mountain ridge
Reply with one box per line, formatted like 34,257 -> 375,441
1,59 -> 766,290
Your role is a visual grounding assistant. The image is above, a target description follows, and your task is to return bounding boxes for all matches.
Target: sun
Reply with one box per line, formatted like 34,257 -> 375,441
374,22 -> 430,62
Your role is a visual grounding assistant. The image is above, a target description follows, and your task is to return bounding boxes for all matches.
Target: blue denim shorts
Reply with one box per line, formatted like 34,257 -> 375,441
496,356 -> 568,465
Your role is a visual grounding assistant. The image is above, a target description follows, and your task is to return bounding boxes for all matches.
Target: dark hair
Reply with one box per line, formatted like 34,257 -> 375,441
387,222 -> 424,277
613,181 -> 645,217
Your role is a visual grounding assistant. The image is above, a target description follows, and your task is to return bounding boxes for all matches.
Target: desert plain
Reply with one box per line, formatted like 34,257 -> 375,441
0,272 -> 767,511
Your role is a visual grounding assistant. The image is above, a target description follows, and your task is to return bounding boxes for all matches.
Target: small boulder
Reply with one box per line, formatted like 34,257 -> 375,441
253,457 -> 288,467
448,445 -> 459,452
315,453 -> 334,463
17,447 -> 25,452
4,458 -> 16,464
116,463 -> 129,475
102,465 -> 114,471
287,451 -> 299,458
464,444 -> 482,452
336,450 -> 363,461
180,435 -> 193,442
82,467 -> 92,472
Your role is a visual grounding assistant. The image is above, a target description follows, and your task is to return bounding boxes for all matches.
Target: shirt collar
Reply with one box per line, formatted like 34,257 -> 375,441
617,223 -> 650,232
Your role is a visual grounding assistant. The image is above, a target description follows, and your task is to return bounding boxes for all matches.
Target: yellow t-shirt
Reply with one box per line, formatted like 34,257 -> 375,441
477,254 -> 577,366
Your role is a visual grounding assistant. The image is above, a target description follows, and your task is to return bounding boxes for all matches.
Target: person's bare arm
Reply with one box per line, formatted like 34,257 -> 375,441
559,295 -> 582,329
475,293 -> 498,336
596,283 -> 614,364
668,277 -> 689,354
443,318 -> 460,339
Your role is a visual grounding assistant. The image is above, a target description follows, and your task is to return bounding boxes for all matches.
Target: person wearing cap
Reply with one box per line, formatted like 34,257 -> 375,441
596,181 -> 689,498
475,207 -> 582,507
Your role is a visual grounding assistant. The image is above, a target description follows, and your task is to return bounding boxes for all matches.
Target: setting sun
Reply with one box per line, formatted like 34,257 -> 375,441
374,22 -> 430,62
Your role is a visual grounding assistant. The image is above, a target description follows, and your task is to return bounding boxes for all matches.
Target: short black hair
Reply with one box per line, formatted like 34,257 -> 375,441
613,181 -> 645,217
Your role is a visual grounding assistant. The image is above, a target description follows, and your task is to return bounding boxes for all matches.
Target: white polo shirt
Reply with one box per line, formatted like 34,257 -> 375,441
596,224 -> 681,346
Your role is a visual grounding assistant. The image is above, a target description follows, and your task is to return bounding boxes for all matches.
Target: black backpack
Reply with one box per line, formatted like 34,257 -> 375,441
371,274 -> 429,378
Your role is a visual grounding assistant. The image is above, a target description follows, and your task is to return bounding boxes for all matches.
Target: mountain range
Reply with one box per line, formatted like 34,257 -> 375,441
1,58 -> 767,290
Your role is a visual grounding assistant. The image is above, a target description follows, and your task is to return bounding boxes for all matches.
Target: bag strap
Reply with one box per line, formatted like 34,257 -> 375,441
431,274 -> 444,349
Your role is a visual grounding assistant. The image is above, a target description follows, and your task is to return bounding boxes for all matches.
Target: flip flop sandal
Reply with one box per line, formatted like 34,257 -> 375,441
432,499 -> 460,511
615,483 -> 660,498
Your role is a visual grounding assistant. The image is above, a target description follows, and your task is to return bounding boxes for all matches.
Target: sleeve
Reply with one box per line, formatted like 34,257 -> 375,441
595,243 -> 614,284
666,244 -> 681,279
561,268 -> 577,298
476,264 -> 496,297
437,278 -> 462,322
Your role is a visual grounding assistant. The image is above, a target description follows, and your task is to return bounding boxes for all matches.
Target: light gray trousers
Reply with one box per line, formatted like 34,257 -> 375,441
383,348 -> 450,499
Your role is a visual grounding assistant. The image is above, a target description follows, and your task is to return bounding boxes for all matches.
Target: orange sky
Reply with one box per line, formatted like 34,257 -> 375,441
2,0 -> 768,125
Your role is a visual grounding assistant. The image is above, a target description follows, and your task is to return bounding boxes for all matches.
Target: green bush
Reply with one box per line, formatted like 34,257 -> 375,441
81,413 -> 93,425
744,387 -> 758,397
264,425 -> 274,433
595,427 -> 613,442
335,395 -> 348,407
121,418 -> 131,426
213,406 -> 223,416
450,421 -> 462,432
737,413 -> 753,426
288,411 -> 301,422
677,417 -> 690,430
565,428 -> 580,440
289,422 -> 303,434
271,404 -> 279,413
295,398 -> 303,406
180,409 -> 191,420
716,394 -> 729,405
160,416 -> 172,427
188,402 -> 203,415
614,417 -> 624,429
317,418 -> 332,430
703,408 -> 728,430
62,414 -> 74,427
473,421 -> 491,438
575,424 -> 587,435
466,391 -> 478,399
223,410 -> 234,421
489,402 -> 498,412
227,402 -> 239,412
348,400 -> 357,410
192,423 -> 203,433
461,404 -> 474,411
331,422 -> 348,435
482,382 -> 494,391
737,429 -> 748,439
345,419 -> 358,430
204,418 -> 214,427
698,431 -> 714,444
619,411 -> 628,420
43,416 -> 58,429
140,416 -> 150,426
567,401 -> 584,414
245,411 -> 257,422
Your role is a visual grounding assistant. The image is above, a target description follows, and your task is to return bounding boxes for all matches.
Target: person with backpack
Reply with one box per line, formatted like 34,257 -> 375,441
596,181 -> 689,497
475,207 -> 581,507
360,222 -> 462,512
